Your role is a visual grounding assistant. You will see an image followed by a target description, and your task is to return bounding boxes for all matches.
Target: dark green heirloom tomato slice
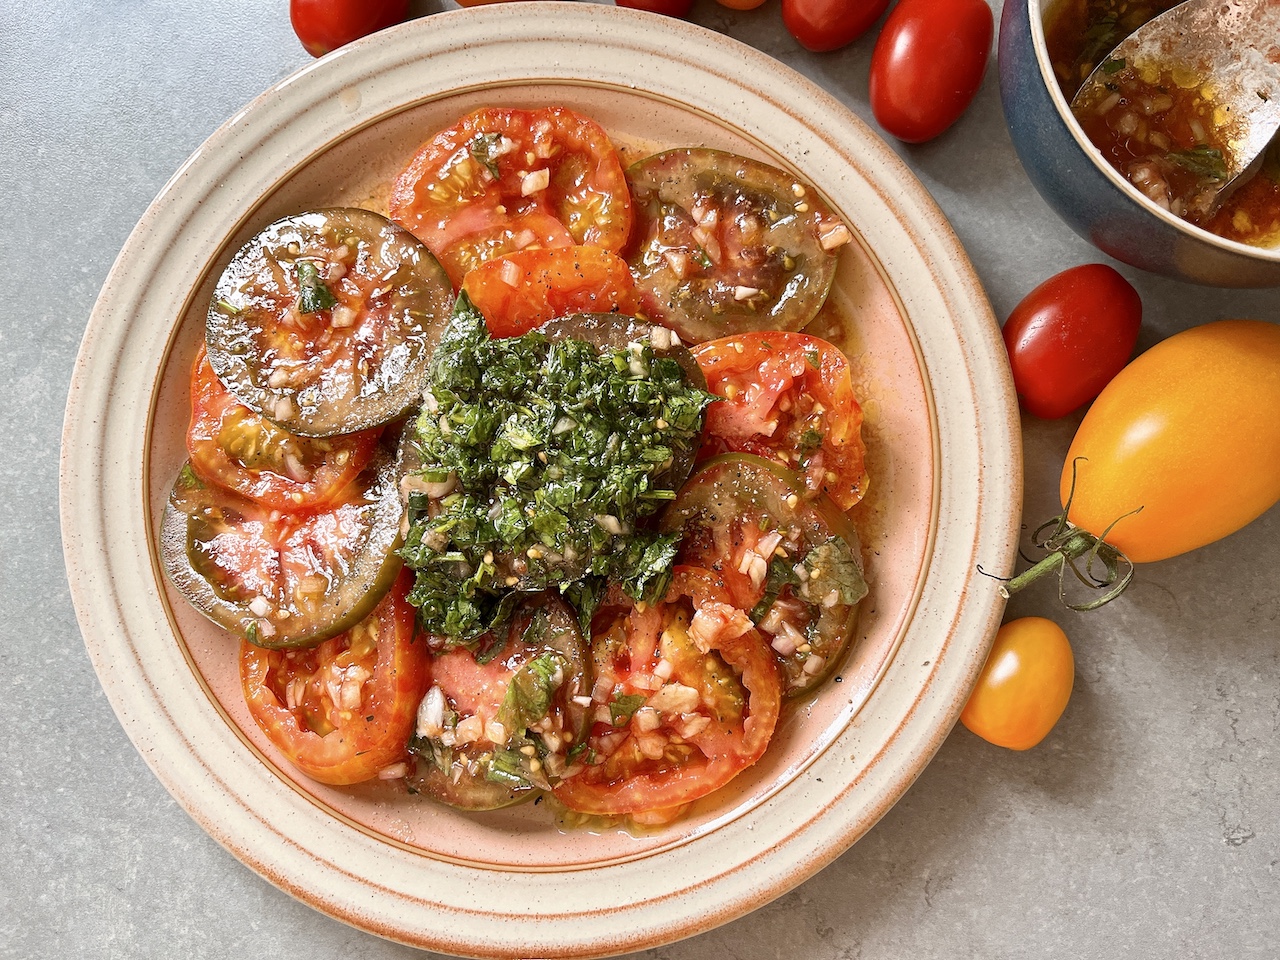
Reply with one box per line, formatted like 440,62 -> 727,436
660,453 -> 868,696
205,208 -> 454,438
625,149 -> 851,344
407,594 -> 591,810
161,429 -> 416,649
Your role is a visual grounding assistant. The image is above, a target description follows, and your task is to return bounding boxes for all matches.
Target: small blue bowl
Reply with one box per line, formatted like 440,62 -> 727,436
998,0 -> 1280,287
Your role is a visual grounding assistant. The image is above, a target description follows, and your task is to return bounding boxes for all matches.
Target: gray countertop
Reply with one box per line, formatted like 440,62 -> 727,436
4,1 -> 1278,958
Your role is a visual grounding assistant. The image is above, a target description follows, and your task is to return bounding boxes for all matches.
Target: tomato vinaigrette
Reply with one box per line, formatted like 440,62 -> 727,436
1045,0 -> 1280,246
160,105 -> 876,828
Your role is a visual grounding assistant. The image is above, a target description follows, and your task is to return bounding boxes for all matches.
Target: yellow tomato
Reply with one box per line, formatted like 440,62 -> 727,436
1060,319 -> 1280,563
961,617 -> 1074,750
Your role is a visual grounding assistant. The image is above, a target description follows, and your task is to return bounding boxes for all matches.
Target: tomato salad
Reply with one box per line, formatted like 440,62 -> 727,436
160,105 -> 871,825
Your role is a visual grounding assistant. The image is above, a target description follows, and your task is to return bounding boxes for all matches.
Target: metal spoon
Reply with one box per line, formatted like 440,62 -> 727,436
1071,0 -> 1280,203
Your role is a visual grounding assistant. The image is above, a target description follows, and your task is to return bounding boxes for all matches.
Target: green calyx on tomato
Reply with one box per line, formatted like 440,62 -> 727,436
400,294 -> 714,641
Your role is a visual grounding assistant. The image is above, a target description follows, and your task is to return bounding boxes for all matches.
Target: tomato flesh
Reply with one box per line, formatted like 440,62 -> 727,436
553,567 -> 782,818
186,346 -> 379,512
205,208 -> 454,438
461,246 -> 641,338
389,107 -> 633,287
241,571 -> 430,784
625,149 -> 848,343
1061,319 -> 1280,563
694,331 -> 868,509
961,617 -> 1074,751
868,0 -> 993,143
1003,264 -> 1141,420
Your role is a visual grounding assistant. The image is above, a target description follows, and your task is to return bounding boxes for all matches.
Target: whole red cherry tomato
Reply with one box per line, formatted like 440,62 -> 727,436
1003,264 -> 1142,420
616,0 -> 695,14
782,0 -> 893,53
289,0 -> 410,58
868,0 -> 993,142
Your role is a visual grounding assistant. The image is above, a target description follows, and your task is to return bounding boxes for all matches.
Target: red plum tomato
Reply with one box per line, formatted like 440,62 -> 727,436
782,0 -> 892,52
1003,264 -> 1142,420
961,617 -> 1074,751
868,0 -> 993,142
290,0 -> 410,57
616,0 -> 695,12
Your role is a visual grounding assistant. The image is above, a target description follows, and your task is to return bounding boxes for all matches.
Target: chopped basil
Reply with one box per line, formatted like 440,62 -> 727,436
295,260 -> 337,313
485,747 -> 533,789
497,652 -> 565,735
1166,144 -> 1228,182
801,538 -> 868,610
797,427 -> 824,462
750,557 -> 802,623
608,692 -> 647,726
1101,57 -> 1126,75
402,294 -> 713,640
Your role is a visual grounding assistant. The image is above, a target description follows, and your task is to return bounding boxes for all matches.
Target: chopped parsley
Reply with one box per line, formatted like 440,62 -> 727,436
401,295 -> 713,640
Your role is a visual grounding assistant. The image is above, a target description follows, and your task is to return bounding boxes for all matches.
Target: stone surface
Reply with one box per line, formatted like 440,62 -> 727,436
2,1 -> 1277,958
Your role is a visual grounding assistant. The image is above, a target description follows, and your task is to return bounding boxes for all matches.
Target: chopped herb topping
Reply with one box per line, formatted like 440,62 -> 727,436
1101,57 -> 1126,75
401,294 -> 713,640
295,260 -> 337,313
750,557 -> 802,623
497,652 -> 565,735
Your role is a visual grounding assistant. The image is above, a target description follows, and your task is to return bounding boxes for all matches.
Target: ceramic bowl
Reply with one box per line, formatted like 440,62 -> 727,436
60,4 -> 1020,956
998,0 -> 1280,287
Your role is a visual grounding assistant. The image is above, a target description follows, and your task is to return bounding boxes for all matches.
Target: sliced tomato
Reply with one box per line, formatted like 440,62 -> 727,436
625,149 -> 849,343
662,455 -> 867,696
240,570 -> 430,785
389,107 -> 633,286
694,331 -> 868,510
186,345 -> 379,512
461,246 -> 641,338
160,433 -> 410,648
407,595 -> 591,809
204,208 -> 454,437
552,566 -> 781,819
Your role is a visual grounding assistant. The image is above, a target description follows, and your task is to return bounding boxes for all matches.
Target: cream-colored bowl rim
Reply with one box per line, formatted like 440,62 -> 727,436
60,5 -> 1020,956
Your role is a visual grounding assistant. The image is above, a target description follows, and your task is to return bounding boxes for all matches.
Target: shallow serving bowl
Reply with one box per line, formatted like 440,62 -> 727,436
60,4 -> 1020,956
999,0 -> 1280,287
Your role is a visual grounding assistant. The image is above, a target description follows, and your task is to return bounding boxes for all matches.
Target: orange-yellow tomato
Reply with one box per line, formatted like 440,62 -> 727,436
961,617 -> 1074,751
1060,319 -> 1280,563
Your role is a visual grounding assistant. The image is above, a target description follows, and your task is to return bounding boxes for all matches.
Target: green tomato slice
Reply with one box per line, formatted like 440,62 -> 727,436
205,208 -> 454,437
625,149 -> 848,344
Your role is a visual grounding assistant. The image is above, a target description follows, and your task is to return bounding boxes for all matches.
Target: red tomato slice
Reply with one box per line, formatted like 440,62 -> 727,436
186,346 -> 379,512
693,332 -> 869,510
240,571 -> 430,785
552,566 -> 781,818
389,107 -> 633,286
461,246 -> 642,338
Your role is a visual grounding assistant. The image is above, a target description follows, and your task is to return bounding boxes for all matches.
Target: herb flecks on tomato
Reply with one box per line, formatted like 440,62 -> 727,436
399,296 -> 713,640
389,107 -> 633,287
694,331 -> 869,510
